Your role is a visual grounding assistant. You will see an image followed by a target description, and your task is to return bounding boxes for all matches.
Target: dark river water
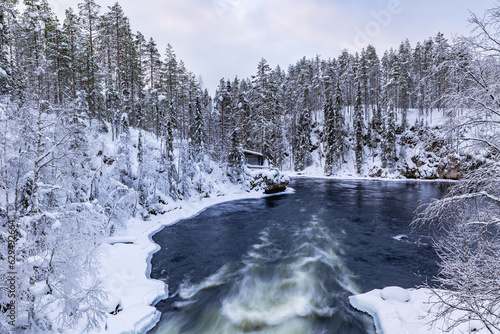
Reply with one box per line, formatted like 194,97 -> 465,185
148,178 -> 449,334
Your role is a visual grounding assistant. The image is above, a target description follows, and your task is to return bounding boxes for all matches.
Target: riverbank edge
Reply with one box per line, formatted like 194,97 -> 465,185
284,170 -> 459,183
95,175 -> 454,334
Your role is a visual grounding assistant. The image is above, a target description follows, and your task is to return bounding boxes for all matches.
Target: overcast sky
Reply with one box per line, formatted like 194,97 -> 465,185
49,0 -> 494,93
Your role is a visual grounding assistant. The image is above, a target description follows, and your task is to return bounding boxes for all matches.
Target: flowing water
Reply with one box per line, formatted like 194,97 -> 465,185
149,178 -> 449,334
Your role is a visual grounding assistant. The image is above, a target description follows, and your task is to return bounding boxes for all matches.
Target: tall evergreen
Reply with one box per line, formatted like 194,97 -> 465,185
189,96 -> 205,161
384,99 -> 397,171
251,58 -> 273,155
228,127 -> 244,182
294,87 -> 312,171
332,83 -> 347,168
78,0 -> 103,122
144,37 -> 161,135
323,96 -> 335,175
354,81 -> 364,174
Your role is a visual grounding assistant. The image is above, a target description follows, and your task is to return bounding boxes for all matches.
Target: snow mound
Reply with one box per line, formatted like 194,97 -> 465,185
350,288 -> 495,334
380,286 -> 410,302
350,288 -> 433,334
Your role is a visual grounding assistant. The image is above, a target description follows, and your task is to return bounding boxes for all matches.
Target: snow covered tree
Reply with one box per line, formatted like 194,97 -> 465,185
397,39 -> 413,132
383,99 -> 397,171
228,127 -> 244,183
214,78 -> 231,158
332,83 -> 348,168
143,37 -> 161,135
413,165 -> 500,333
354,81 -> 364,174
412,5 -> 500,333
323,82 -> 347,175
189,96 -> 205,162
294,88 -> 312,171
61,7 -> 83,101
323,96 -> 335,175
78,0 -> 103,122
0,1 -> 16,95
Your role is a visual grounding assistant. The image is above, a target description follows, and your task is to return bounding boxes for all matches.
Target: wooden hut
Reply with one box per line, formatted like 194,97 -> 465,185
243,149 -> 264,166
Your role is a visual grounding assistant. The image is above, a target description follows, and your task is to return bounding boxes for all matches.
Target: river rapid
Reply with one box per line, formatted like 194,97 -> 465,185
148,178 -> 449,334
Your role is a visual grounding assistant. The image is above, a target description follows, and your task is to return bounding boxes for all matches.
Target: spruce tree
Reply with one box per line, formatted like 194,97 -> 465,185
78,0 -> 103,122
385,99 -> 397,171
294,89 -> 312,171
189,96 -> 205,162
323,96 -> 335,175
354,81 -> 364,174
228,127 -> 244,183
333,83 -> 347,168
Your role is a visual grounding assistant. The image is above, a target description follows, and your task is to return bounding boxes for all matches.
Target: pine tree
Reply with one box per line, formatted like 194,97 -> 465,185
189,96 -> 205,162
228,127 -> 244,183
323,96 -> 335,175
365,44 -> 380,112
384,99 -> 397,171
397,39 -> 413,132
144,37 -> 161,134
354,81 -> 364,174
264,67 -> 285,167
61,8 -> 82,101
251,58 -> 274,155
433,32 -> 450,113
333,83 -> 348,168
214,78 -> 230,158
294,86 -> 312,171
132,31 -> 147,128
78,0 -> 103,122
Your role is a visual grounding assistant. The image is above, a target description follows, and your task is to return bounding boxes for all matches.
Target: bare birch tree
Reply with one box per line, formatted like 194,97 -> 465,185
413,5 -> 500,333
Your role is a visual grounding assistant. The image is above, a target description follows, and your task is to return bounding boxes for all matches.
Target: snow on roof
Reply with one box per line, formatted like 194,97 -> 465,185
242,149 -> 263,156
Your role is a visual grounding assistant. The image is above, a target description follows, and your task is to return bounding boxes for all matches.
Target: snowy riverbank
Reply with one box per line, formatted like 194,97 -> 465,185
92,176 -> 463,334
91,187 -> 295,333
350,287 -> 496,334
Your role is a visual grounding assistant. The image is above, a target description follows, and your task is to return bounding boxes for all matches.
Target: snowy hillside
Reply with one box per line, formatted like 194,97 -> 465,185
299,108 -> 489,180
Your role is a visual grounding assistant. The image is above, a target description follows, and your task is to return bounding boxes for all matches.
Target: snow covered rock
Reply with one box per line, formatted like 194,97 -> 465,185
248,168 -> 290,194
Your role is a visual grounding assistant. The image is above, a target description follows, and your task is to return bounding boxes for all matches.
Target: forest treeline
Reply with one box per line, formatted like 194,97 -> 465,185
0,0 -> 481,175
214,35 -> 462,174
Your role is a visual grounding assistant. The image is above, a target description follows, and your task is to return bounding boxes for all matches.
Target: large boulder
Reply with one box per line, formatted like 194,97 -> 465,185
249,168 -> 290,194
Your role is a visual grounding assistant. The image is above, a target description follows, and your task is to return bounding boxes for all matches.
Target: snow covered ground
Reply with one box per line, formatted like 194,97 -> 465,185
350,287 -> 496,334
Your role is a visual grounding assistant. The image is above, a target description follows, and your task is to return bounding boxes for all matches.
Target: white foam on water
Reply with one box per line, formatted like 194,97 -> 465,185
393,234 -> 408,241
152,219 -> 370,333
178,264 -> 232,300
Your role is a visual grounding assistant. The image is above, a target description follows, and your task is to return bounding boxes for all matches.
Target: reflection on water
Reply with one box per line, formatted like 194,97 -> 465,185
150,217 -> 374,334
149,178 -> 448,334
